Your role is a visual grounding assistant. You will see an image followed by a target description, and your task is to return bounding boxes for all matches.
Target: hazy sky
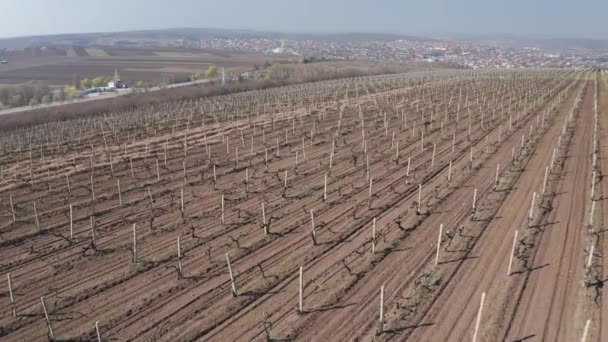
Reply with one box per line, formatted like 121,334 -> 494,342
1,0 -> 607,39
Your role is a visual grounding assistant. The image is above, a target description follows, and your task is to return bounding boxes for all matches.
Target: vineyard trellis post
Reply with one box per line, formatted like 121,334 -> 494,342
41,296 -> 54,340
472,292 -> 486,342
7,273 -> 16,317
226,253 -> 237,297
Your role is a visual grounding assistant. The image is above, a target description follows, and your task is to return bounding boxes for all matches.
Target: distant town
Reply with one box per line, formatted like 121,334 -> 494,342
194,36 -> 608,69
2,28 -> 607,70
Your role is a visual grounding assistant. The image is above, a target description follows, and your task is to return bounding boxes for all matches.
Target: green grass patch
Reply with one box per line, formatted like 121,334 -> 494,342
85,48 -> 109,57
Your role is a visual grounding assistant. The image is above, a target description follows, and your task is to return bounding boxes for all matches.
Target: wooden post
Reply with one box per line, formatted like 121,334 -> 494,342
452,132 -> 456,154
213,164 -> 217,189
177,237 -> 183,275
221,194 -> 225,225
70,204 -> 74,239
7,273 -> 16,317
66,174 -> 71,194
180,188 -> 184,213
435,224 -> 443,265
262,203 -> 267,234
117,180 -> 122,206
472,292 -> 486,342
431,143 -> 436,168
9,195 -> 15,223
130,156 -> 134,178
236,147 -> 239,168
472,189 -> 477,211
587,243 -> 595,268
495,163 -> 500,189
528,192 -> 536,221
407,157 -> 411,176
421,130 -> 424,152
324,174 -> 328,202
590,201 -> 596,228
372,217 -> 376,254
226,253 -> 237,297
90,175 -> 95,199
310,209 -> 316,243
132,224 -> 137,262
591,171 -> 596,200
284,170 -> 288,188
417,184 -> 422,213
542,166 -> 549,195
156,159 -> 160,182
395,142 -> 399,162
368,178 -> 373,208
33,201 -> 40,230
299,266 -> 304,313
581,319 -> 591,342
96,321 -> 102,342
448,161 -> 452,181
41,296 -> 54,340
379,285 -> 385,327
508,230 -> 518,275
90,216 -> 96,246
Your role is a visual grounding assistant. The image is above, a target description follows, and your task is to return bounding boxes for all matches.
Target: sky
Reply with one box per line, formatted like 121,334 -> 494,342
1,0 -> 607,39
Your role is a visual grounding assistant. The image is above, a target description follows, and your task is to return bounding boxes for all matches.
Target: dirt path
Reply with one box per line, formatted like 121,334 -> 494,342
405,74 -> 592,341
504,74 -> 593,342
593,71 -> 608,342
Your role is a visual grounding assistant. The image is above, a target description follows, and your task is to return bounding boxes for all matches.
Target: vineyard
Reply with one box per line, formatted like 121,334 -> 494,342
0,68 -> 606,341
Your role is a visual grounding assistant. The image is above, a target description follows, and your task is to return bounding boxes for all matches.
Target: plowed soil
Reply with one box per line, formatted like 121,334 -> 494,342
0,69 -> 600,342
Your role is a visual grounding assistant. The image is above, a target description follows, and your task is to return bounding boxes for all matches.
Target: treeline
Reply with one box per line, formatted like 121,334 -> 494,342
0,76 -> 111,109
0,83 -> 52,108
263,61 -> 457,83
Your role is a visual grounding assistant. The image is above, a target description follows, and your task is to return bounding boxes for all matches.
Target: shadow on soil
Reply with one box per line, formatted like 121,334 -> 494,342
512,263 -> 549,275
381,321 -> 435,336
305,302 -> 357,313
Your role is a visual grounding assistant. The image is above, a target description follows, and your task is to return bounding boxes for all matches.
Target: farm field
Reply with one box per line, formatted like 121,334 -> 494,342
0,68 -> 605,341
0,47 -> 293,85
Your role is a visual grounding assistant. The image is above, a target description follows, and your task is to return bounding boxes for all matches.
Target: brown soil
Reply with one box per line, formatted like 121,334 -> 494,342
0,69 -> 594,342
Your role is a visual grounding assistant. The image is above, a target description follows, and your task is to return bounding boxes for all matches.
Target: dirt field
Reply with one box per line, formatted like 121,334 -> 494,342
0,47 -> 293,85
0,68 -> 603,341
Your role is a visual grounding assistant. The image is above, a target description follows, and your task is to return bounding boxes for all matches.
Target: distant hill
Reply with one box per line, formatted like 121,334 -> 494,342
0,28 -> 434,49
